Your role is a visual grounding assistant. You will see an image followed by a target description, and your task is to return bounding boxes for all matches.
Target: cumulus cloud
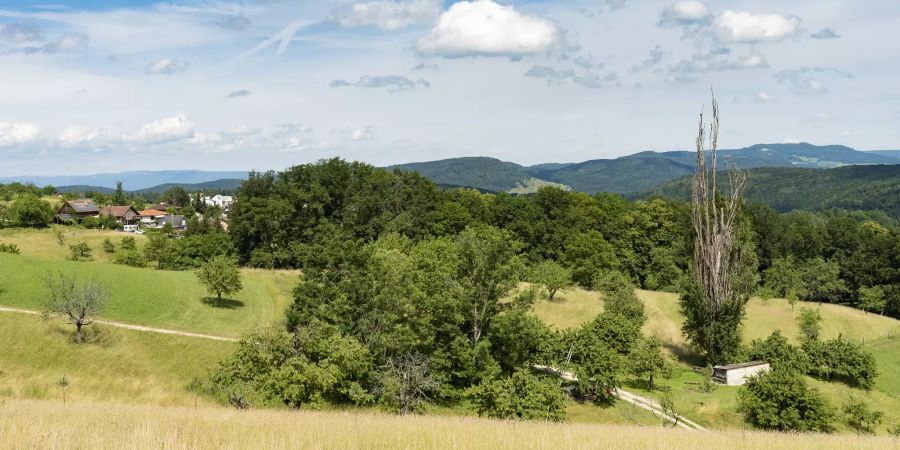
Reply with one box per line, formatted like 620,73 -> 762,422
144,58 -> 191,75
41,33 -> 89,53
775,67 -> 854,95
714,11 -> 801,43
525,65 -> 619,89
329,0 -> 442,30
0,122 -> 39,148
416,0 -> 563,59
330,75 -> 430,92
666,50 -> 769,82
658,1 -> 710,27
127,114 -> 195,145
631,45 -> 665,72
811,28 -> 840,39
56,125 -> 117,148
226,89 -> 252,98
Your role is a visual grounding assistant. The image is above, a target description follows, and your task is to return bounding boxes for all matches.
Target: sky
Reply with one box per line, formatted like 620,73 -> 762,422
0,0 -> 898,176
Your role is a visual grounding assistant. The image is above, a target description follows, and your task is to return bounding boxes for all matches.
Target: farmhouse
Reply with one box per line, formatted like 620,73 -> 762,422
99,205 -> 140,225
138,209 -> 168,225
712,361 -> 770,386
55,199 -> 100,222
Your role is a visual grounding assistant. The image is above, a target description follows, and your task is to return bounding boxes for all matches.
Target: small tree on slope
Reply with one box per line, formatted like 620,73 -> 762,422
196,255 -> 243,304
44,273 -> 109,344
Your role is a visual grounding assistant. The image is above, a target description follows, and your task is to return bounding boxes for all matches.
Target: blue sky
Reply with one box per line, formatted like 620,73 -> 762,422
0,0 -> 898,176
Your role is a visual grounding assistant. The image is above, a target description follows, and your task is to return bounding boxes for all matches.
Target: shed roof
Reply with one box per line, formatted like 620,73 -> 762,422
713,361 -> 768,371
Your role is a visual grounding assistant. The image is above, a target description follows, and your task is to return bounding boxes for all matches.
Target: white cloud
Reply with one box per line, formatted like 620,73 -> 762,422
338,126 -> 375,141
714,11 -> 801,43
0,122 -> 39,148
416,0 -> 563,58
659,1 -> 710,27
239,20 -> 309,58
665,50 -> 769,82
330,75 -> 430,92
755,92 -> 774,103
144,58 -> 190,75
775,67 -> 853,95
525,65 -> 619,89
329,0 -> 441,30
127,114 -> 195,145
0,23 -> 44,44
56,125 -> 117,147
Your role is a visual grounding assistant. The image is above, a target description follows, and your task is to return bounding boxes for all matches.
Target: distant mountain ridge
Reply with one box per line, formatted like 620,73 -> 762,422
390,143 -> 900,194
54,179 -> 244,196
0,170 -> 247,191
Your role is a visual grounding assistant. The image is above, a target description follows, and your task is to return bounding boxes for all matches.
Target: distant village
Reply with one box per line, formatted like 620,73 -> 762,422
54,194 -> 234,233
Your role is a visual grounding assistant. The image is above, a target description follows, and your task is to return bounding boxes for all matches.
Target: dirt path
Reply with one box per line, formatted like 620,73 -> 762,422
0,306 -> 239,342
533,364 -> 706,431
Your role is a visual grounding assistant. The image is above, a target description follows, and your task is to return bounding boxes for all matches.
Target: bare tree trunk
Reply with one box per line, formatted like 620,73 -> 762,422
75,322 -> 83,344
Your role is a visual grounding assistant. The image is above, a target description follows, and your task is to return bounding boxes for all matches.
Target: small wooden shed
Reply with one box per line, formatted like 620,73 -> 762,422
712,361 -> 770,386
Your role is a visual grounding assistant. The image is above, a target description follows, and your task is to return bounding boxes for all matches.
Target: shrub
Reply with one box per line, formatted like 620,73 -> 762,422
745,331 -> 809,373
843,396 -> 883,434
468,370 -> 566,421
120,236 -> 136,251
803,337 -> 878,389
69,242 -> 92,261
737,369 -> 835,432
0,243 -> 20,254
797,307 -> 822,341
10,194 -> 53,228
102,238 -> 115,254
113,249 -> 147,268
209,325 -> 372,408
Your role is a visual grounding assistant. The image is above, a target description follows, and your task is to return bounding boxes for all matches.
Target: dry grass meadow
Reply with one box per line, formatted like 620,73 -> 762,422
1,398 -> 896,450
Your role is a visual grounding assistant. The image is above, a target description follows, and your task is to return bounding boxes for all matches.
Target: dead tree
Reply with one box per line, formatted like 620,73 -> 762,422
44,273 -> 109,344
681,95 -> 749,364
376,352 -> 440,415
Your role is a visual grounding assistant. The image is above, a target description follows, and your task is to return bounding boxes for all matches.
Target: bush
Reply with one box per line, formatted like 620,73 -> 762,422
593,271 -> 645,326
102,238 -> 115,254
803,337 -> 878,389
69,242 -> 92,261
745,331 -> 809,373
737,369 -> 835,432
120,236 -> 136,251
113,249 -> 147,268
209,325 -> 372,408
468,370 -> 566,421
0,243 -> 20,254
10,194 -> 53,228
843,396 -> 883,434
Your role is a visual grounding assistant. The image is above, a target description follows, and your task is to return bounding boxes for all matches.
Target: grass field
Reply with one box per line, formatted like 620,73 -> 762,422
0,253 -> 296,336
2,399 -> 895,450
0,226 -> 148,264
0,314 -> 232,406
531,286 -> 900,433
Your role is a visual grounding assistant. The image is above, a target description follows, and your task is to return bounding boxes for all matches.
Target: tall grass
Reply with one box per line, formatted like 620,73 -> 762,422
1,399 -> 894,450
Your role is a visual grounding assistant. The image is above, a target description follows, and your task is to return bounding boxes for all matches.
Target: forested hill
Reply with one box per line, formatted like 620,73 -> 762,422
390,143 -> 900,195
638,164 -> 900,218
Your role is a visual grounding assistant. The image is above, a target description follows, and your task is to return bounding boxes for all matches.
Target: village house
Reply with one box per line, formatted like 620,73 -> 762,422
203,194 -> 234,210
56,199 -> 100,223
712,361 -> 770,386
138,209 -> 168,225
159,214 -> 188,231
99,205 -> 140,226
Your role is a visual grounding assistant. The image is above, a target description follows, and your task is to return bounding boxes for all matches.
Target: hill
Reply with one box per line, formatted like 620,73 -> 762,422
531,287 -> 900,433
390,143 -> 899,195
54,178 -> 244,196
389,157 -> 539,193
639,164 -> 900,218
1,170 -> 247,191
869,150 -> 900,159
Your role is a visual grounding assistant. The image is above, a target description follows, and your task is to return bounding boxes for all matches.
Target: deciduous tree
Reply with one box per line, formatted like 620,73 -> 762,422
44,273 -> 109,344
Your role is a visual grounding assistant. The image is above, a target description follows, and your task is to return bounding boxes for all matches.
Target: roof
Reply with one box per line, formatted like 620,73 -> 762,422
713,361 -> 769,371
148,203 -> 170,211
159,215 -> 187,227
100,206 -> 138,217
63,199 -> 99,213
138,209 -> 167,216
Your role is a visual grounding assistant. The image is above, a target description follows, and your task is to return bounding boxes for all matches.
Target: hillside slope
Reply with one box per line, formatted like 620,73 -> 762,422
639,164 -> 900,218
389,157 -> 538,193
